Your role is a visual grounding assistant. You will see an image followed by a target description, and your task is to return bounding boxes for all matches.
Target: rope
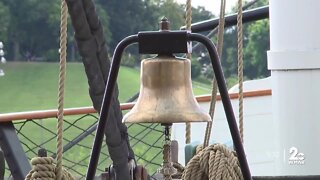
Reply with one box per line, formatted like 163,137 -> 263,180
185,0 -> 192,144
25,157 -> 74,180
237,0 -> 244,143
56,0 -> 68,179
25,1 -> 73,179
203,0 -> 226,148
160,144 -> 176,180
182,144 -> 243,180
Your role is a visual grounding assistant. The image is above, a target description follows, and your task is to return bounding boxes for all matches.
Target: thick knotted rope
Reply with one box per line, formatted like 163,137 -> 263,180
182,144 -> 243,180
25,157 -> 74,180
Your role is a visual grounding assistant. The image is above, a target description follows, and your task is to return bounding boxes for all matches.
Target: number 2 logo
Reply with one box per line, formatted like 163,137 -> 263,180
289,147 -> 305,161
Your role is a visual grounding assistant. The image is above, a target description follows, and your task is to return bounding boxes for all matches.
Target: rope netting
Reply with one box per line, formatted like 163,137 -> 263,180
4,114 -> 164,179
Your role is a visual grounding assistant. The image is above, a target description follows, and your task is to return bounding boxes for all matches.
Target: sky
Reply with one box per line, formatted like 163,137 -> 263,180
175,0 -> 239,15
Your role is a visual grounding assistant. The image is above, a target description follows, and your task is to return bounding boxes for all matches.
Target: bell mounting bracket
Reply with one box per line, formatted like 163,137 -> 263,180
138,31 -> 191,54
85,30 -> 253,180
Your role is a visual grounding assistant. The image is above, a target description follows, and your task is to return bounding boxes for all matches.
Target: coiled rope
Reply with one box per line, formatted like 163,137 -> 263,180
181,144 -> 243,180
25,0 -> 74,179
25,157 -> 74,180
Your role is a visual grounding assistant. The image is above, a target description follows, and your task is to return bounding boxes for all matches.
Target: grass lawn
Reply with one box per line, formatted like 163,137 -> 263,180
0,62 -> 211,176
0,62 -> 211,113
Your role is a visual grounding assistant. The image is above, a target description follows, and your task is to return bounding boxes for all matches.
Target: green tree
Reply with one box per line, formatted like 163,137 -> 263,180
156,0 -> 185,30
101,0 -> 213,52
0,2 -> 10,42
191,58 -> 202,78
99,0 -> 159,51
1,0 -> 111,61
192,6 -> 214,23
2,0 -> 61,61
1,0 -> 213,62
244,19 -> 270,78
219,0 -> 270,80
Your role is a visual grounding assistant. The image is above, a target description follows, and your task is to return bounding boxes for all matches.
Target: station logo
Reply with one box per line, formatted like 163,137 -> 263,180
288,147 -> 305,165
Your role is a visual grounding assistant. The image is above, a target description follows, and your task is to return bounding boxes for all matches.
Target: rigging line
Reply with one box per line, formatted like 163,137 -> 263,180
185,0 -> 192,144
203,0 -> 226,148
185,0 -> 260,56
56,0 -> 68,179
237,0 -> 244,143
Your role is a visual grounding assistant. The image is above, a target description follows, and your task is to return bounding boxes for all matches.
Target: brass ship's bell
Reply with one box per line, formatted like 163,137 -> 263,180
123,55 -> 211,124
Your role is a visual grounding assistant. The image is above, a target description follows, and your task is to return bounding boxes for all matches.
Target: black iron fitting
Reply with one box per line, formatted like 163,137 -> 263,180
138,31 -> 189,54
160,17 -> 170,31
157,17 -> 174,57
139,17 -> 190,55
181,6 -> 269,33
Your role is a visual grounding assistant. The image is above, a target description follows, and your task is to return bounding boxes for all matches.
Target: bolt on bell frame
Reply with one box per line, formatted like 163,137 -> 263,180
85,30 -> 252,180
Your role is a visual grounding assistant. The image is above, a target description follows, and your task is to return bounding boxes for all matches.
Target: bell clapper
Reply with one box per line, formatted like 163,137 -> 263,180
159,124 -> 176,180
